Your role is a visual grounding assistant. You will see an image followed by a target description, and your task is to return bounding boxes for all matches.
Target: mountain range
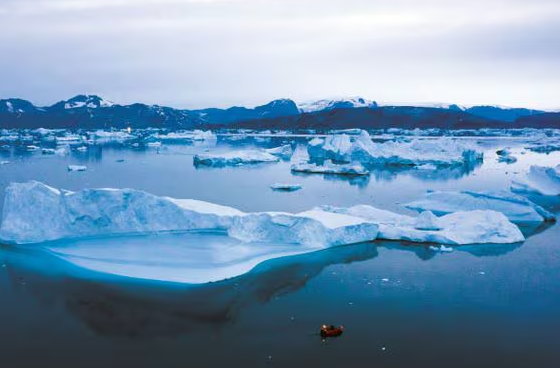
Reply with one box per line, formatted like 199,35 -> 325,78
0,94 -> 557,130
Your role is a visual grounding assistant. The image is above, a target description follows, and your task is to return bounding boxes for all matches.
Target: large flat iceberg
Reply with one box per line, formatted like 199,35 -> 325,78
405,190 -> 555,224
511,165 -> 560,196
308,130 -> 483,167
0,181 -> 378,247
320,205 -> 525,245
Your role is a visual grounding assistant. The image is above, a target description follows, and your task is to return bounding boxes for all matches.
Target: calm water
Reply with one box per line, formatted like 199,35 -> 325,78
0,136 -> 559,367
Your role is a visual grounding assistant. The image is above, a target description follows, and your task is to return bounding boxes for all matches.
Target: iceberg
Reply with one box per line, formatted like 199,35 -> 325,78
67,165 -> 87,172
404,190 -> 555,224
320,205 -> 524,245
0,181 -> 378,248
496,149 -> 517,164
264,144 -> 293,160
308,130 -> 483,167
193,150 -> 279,167
511,165 -> 560,196
270,183 -> 302,191
291,160 -> 370,176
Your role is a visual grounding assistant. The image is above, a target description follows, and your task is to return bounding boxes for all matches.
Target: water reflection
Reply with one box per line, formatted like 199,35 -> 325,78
0,242 -> 378,339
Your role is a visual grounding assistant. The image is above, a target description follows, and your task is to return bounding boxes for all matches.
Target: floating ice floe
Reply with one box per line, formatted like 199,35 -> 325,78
308,130 -> 483,167
404,190 -> 555,224
265,144 -> 293,160
320,205 -> 524,245
0,181 -> 378,247
511,165 -> 560,196
193,150 -> 280,167
146,141 -> 162,148
67,165 -> 87,172
26,145 -> 40,151
496,149 -> 517,164
0,161 -> 9,165
270,183 -> 302,192
291,160 -> 370,176
429,245 -> 454,253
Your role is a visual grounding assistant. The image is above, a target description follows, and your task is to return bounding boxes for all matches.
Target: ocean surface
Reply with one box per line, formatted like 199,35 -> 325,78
0,135 -> 559,367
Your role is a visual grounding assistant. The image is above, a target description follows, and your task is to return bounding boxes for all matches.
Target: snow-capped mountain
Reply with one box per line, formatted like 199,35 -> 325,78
298,97 -> 378,113
0,98 -> 42,114
0,95 -> 557,129
50,95 -> 115,110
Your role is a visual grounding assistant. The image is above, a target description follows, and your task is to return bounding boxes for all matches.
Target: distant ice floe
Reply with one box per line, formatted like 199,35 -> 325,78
320,206 -> 524,245
193,150 -> 280,167
270,183 -> 302,191
291,160 -> 370,176
404,190 -> 555,224
153,130 -> 217,142
308,130 -> 483,167
67,165 -> 87,172
0,160 -> 9,165
512,165 -> 560,196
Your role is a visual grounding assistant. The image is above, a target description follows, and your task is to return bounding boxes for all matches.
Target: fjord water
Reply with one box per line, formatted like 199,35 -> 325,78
0,136 -> 559,367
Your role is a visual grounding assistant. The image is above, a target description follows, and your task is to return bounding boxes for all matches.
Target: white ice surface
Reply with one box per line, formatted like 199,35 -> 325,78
320,205 -> 525,245
405,190 -> 555,223
512,165 -> 560,196
194,150 -> 280,166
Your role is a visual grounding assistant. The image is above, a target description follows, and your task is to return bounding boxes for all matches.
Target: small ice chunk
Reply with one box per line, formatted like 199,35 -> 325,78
270,183 -> 302,192
26,145 -> 40,151
67,165 -> 87,172
146,142 -> 162,148
76,146 -> 88,152
0,161 -> 9,165
429,245 -> 454,253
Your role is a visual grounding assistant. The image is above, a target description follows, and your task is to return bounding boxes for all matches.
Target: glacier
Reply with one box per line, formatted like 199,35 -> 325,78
320,205 -> 525,245
511,165 -> 560,196
291,160 -> 370,176
193,150 -> 280,167
307,130 -> 484,167
404,190 -> 555,224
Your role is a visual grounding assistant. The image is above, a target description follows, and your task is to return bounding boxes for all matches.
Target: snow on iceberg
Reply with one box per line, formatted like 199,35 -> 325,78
404,190 -> 555,224
511,165 -> 560,196
308,130 -> 483,167
0,181 -> 378,248
320,205 -> 524,245
291,160 -> 370,176
193,150 -> 280,167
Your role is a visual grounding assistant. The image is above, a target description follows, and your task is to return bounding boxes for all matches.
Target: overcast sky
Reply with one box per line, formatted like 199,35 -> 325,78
0,0 -> 558,109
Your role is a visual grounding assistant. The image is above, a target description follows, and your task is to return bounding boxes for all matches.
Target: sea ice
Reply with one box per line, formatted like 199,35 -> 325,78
496,148 -> 517,164
193,150 -> 279,167
308,130 -> 483,167
511,165 -> 560,196
404,190 -> 554,223
291,160 -> 370,176
320,204 -> 524,245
